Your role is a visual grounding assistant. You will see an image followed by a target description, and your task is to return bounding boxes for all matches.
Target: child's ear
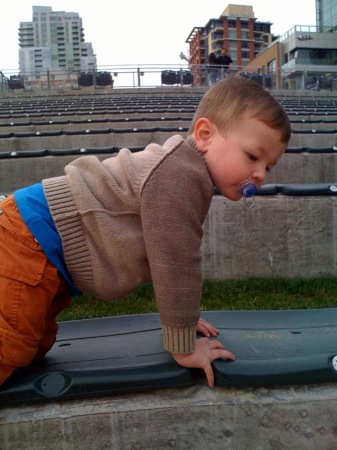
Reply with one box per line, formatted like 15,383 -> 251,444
193,118 -> 214,153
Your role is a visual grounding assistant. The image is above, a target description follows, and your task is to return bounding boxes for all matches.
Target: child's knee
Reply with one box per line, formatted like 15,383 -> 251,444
0,327 -> 39,377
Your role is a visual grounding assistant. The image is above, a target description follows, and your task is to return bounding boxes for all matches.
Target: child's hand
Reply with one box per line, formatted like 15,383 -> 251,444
196,318 -> 219,337
172,337 -> 235,388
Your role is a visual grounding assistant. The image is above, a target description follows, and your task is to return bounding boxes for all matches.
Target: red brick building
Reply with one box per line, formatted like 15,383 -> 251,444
186,4 -> 275,86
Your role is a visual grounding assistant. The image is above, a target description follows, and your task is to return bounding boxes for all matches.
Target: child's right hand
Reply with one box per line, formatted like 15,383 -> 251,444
172,338 -> 235,388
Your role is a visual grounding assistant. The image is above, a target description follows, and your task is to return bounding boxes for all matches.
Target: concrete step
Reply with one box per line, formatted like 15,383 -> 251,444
0,127 -> 336,152
1,147 -> 337,192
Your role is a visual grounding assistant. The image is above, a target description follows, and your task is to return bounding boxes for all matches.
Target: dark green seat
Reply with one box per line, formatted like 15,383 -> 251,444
1,309 -> 337,406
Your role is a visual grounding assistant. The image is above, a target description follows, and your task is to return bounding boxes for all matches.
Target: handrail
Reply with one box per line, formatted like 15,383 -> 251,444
0,64 -> 336,92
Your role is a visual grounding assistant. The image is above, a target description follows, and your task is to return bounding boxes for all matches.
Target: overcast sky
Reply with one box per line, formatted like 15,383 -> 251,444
1,0 -> 316,71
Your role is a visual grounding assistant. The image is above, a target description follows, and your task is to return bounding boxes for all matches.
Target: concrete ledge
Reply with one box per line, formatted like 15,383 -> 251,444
265,153 -> 337,184
0,130 -> 178,152
1,382 -> 337,449
289,133 -> 337,147
2,144 -> 337,192
0,119 -> 192,134
0,154 -> 113,192
0,129 -> 336,154
202,195 -> 337,279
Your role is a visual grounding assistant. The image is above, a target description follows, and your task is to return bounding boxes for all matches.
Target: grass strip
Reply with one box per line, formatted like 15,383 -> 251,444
57,277 -> 337,322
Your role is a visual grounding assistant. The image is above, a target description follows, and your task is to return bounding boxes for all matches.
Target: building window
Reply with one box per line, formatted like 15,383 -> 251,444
295,48 -> 337,65
241,50 -> 250,59
229,49 -> 237,59
254,23 -> 270,33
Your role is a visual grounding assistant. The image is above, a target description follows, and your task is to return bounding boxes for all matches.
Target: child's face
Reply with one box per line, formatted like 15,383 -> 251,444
201,118 -> 287,200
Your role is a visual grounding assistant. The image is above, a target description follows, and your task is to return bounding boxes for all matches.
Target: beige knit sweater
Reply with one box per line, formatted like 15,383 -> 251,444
43,135 -> 214,354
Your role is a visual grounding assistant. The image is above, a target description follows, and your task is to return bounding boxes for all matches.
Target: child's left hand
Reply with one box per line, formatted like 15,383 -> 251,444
196,318 -> 219,337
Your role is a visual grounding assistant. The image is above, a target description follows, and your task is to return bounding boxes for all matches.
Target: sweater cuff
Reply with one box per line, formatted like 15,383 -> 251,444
162,325 -> 196,354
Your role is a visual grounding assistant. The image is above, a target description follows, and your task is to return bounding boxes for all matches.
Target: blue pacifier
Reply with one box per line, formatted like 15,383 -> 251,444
241,183 -> 257,208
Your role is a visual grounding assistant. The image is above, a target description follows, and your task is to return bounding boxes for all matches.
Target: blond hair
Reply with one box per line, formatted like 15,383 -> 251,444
189,76 -> 291,143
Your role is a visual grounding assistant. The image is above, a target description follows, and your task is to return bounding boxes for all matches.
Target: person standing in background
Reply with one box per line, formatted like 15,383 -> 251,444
207,52 -> 220,86
218,48 -> 233,79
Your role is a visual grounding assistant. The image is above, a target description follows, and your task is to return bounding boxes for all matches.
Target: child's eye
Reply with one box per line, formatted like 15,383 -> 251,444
248,154 -> 258,162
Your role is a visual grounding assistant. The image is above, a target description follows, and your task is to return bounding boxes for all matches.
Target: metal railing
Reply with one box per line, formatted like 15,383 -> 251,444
0,64 -> 337,93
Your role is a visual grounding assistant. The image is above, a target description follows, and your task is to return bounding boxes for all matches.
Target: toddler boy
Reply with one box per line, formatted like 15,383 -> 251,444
0,76 -> 290,387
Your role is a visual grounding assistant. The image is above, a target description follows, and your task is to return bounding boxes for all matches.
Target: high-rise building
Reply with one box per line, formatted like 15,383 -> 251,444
316,0 -> 337,31
18,6 -> 96,85
186,4 -> 274,86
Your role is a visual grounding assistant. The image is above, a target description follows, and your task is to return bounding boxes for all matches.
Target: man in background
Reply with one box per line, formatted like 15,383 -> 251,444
218,48 -> 233,79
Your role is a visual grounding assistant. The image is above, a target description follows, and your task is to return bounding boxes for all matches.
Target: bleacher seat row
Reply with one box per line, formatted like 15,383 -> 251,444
0,145 -> 337,160
0,126 -> 336,141
1,309 -> 337,406
2,117 -> 337,130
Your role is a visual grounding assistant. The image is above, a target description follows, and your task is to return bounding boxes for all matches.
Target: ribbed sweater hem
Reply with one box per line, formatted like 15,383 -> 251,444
42,176 -> 94,293
162,325 -> 196,354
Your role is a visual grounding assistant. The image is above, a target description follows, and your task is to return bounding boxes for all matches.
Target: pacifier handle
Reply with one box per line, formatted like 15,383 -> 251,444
242,184 -> 257,208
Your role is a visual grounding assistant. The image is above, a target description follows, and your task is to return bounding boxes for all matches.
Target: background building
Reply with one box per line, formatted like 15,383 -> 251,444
244,0 -> 337,91
186,2 -> 337,90
18,6 -> 96,89
186,4 -> 275,86
316,0 -> 337,31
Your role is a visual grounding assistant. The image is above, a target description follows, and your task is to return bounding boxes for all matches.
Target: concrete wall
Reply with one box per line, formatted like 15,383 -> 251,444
202,195 -> 337,279
0,128 -> 336,154
265,153 -> 337,184
0,130 -> 179,153
3,151 -> 337,192
1,382 -> 337,449
289,132 -> 337,147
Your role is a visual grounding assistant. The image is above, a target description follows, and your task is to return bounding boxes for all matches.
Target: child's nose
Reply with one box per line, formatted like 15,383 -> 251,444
253,165 -> 266,182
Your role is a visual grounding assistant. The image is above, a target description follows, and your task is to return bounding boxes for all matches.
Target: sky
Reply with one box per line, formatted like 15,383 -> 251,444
1,0 -> 317,72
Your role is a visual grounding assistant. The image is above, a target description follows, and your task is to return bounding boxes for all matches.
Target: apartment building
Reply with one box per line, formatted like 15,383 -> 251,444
18,6 -> 96,88
186,4 -> 274,86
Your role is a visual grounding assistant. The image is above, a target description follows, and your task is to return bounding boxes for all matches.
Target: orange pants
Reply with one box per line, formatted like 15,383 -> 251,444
0,195 -> 71,385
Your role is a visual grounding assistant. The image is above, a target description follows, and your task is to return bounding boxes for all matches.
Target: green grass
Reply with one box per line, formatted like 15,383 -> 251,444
57,277 -> 337,322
